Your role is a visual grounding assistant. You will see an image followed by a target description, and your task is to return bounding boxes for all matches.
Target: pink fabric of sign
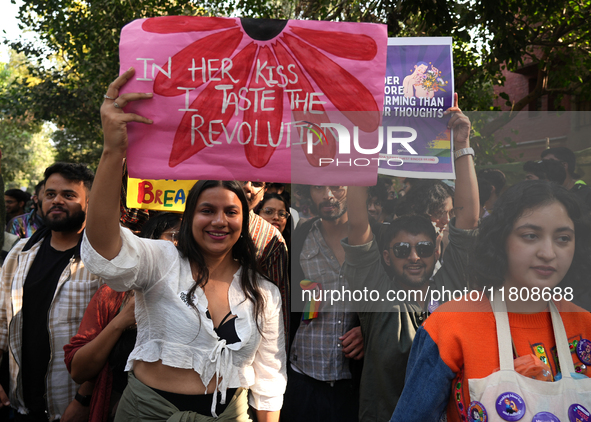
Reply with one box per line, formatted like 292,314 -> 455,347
119,17 -> 387,185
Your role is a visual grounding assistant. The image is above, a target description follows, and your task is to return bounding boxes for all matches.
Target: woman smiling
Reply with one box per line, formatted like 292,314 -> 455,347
392,180 -> 591,421
81,69 -> 286,422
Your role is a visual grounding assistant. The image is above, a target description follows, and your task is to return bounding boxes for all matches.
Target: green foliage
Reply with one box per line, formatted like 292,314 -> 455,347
0,114 -> 42,186
51,128 -> 102,171
225,0 -> 295,18
3,0 -> 591,167
465,0 -> 591,139
0,52 -> 55,189
453,41 -> 497,113
466,112 -> 521,166
2,0 -> 204,169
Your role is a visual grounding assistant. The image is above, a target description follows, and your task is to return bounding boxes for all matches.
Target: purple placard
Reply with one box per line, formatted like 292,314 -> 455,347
378,37 -> 454,179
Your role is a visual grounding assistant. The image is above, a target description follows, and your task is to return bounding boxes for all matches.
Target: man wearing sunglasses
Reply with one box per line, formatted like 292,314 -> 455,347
342,96 -> 480,422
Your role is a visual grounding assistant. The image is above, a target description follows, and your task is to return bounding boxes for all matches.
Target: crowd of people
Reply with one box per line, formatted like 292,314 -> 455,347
0,70 -> 588,422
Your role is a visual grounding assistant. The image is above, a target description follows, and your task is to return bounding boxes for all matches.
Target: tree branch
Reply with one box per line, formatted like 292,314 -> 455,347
325,0 -> 347,20
456,67 -> 481,90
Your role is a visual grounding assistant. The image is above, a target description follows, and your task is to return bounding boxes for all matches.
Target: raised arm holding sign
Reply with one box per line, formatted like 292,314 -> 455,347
342,94 -> 479,421
85,68 -> 287,422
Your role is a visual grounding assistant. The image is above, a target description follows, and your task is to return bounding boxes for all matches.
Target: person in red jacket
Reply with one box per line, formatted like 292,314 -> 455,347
64,212 -> 181,422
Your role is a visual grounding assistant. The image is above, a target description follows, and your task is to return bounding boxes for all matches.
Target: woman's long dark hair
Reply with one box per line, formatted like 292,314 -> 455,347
470,180 -> 591,305
176,180 -> 266,331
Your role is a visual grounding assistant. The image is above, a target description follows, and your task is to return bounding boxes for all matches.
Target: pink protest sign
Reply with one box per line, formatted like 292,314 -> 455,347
119,17 -> 387,185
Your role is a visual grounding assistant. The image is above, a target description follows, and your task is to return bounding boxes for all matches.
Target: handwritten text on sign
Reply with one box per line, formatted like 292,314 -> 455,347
127,177 -> 196,212
119,16 -> 388,185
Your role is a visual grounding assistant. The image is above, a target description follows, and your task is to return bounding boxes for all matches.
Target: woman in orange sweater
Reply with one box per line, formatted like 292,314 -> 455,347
392,180 -> 591,422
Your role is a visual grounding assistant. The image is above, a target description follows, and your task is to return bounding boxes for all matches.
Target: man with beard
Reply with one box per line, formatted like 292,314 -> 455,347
0,163 -> 102,422
240,181 -> 289,343
282,185 -> 364,422
342,98 -> 479,421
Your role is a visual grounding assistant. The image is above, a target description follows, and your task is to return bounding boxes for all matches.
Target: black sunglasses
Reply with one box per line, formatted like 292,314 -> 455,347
241,181 -> 265,188
390,241 -> 435,259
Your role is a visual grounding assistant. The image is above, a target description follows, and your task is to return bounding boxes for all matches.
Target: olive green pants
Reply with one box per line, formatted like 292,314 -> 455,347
115,372 -> 251,422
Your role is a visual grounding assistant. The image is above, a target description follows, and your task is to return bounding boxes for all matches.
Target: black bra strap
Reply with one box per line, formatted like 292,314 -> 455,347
218,311 -> 236,328
206,309 -> 236,330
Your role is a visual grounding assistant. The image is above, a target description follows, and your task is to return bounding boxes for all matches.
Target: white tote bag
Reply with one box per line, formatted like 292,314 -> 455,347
466,291 -> 591,422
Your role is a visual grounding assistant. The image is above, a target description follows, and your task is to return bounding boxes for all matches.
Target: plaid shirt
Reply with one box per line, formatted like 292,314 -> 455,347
290,219 -> 358,381
0,229 -> 102,420
249,211 -> 290,338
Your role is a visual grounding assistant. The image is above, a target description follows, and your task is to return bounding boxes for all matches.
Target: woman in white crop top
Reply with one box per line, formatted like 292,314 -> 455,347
82,68 -> 286,422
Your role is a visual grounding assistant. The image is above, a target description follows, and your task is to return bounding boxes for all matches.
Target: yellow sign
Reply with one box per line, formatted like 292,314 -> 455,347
126,177 -> 197,212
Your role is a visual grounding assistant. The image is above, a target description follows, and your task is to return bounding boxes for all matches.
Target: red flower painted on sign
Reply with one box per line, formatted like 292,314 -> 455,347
142,17 -> 380,169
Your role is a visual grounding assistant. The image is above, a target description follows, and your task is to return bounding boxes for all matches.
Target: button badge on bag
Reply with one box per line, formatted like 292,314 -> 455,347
468,401 -> 488,422
568,404 -> 590,422
576,338 -> 591,365
495,392 -> 526,421
532,412 -> 560,422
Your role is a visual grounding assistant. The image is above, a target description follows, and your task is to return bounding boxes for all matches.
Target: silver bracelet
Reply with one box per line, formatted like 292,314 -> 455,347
454,147 -> 474,160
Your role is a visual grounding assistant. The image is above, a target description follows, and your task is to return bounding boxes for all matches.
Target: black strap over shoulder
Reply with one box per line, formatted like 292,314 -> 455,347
23,226 -> 51,251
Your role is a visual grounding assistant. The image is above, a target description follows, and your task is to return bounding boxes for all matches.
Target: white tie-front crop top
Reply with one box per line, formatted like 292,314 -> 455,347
81,227 -> 287,413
